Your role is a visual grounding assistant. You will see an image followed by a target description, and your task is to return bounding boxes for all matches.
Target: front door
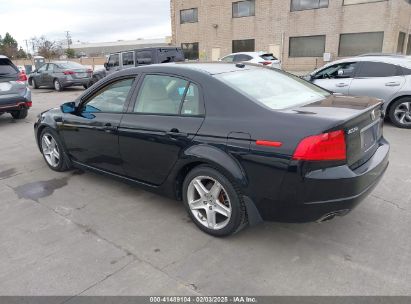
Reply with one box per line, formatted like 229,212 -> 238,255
312,62 -> 359,95
61,77 -> 136,174
119,74 -> 205,185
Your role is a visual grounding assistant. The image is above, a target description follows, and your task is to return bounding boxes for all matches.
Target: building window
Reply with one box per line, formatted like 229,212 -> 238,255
338,32 -> 384,57
181,43 -> 199,60
406,35 -> 411,55
232,39 -> 255,53
397,32 -> 406,54
233,0 -> 255,18
291,0 -> 328,11
180,8 -> 198,24
289,35 -> 325,57
343,0 -> 387,5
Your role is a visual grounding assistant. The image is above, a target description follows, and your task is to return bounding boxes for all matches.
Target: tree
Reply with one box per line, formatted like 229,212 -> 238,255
34,36 -> 63,59
0,32 -> 18,58
16,47 -> 27,59
65,48 -> 76,58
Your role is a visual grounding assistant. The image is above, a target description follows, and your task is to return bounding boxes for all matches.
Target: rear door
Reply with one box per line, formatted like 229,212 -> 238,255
349,61 -> 405,103
312,62 -> 359,95
118,73 -> 205,185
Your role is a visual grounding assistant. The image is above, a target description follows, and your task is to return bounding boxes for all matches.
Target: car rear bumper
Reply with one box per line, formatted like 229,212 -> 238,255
257,138 -> 390,222
60,78 -> 90,88
0,89 -> 32,112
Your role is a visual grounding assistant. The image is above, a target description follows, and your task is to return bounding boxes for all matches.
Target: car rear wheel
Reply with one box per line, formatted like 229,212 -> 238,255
40,128 -> 71,172
54,79 -> 63,92
182,166 -> 247,237
10,108 -> 28,119
389,98 -> 411,129
30,78 -> 38,89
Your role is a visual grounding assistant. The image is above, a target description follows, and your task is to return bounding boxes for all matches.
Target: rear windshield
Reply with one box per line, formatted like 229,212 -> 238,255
158,48 -> 185,63
260,53 -> 277,61
215,68 -> 330,110
56,62 -> 85,69
0,58 -> 18,76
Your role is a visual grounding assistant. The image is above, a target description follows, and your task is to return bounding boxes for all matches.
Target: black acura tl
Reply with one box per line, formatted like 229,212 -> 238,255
34,63 -> 389,236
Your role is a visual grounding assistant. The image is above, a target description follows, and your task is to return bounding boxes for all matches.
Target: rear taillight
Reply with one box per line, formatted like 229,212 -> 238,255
26,101 -> 32,107
63,70 -> 75,75
259,61 -> 272,66
292,130 -> 346,161
19,71 -> 27,81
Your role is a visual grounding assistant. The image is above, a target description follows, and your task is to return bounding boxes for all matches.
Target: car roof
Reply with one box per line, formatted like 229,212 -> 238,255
0,55 -> 9,59
108,46 -> 182,55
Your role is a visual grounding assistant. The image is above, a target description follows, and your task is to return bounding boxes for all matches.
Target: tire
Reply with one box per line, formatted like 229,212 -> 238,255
54,79 -> 63,92
83,84 -> 89,90
39,128 -> 71,172
182,165 -> 247,237
10,108 -> 28,119
30,78 -> 38,89
388,98 -> 411,129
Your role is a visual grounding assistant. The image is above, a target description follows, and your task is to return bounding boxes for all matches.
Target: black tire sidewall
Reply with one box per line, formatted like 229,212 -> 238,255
54,79 -> 62,91
389,98 -> 411,129
182,166 -> 245,237
11,108 -> 28,119
39,128 -> 69,172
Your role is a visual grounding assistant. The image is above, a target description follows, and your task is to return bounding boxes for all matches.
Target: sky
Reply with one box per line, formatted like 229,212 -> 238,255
0,0 -> 171,50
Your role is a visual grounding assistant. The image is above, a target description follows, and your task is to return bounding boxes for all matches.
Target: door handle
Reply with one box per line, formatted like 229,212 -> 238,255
103,123 -> 117,132
385,82 -> 400,87
166,128 -> 188,138
335,83 -> 348,88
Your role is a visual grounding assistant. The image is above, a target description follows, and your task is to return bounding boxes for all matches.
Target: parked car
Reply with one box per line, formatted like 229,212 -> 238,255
0,55 -> 32,119
34,63 -> 389,236
28,61 -> 92,91
104,47 -> 185,75
305,55 -> 411,128
219,52 -> 281,69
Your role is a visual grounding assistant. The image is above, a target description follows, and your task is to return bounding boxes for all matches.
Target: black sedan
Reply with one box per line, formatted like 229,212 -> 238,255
29,61 -> 92,91
34,63 -> 389,236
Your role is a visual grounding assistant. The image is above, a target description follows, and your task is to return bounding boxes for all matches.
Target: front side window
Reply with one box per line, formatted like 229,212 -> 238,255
108,54 -> 120,67
180,8 -> 198,24
338,32 -> 384,57
181,43 -> 199,60
314,62 -> 358,79
289,35 -> 325,57
122,52 -> 135,66
216,69 -> 330,110
134,75 -> 202,116
37,64 -> 47,72
291,0 -> 329,11
233,0 -> 255,18
232,39 -> 255,53
47,64 -> 55,72
356,62 -> 402,78
83,78 -> 134,113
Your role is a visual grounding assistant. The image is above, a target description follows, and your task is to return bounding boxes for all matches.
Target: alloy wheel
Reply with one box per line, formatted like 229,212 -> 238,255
54,80 -> 61,91
41,133 -> 60,167
394,101 -> 411,126
187,176 -> 232,230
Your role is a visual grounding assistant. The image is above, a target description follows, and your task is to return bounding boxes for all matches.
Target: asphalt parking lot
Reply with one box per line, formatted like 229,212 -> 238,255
0,87 -> 410,297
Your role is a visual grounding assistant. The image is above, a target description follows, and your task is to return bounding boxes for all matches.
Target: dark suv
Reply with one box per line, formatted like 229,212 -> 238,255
0,55 -> 32,119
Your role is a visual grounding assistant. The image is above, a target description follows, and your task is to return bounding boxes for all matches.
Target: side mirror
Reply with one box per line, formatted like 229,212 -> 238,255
61,101 -> 76,114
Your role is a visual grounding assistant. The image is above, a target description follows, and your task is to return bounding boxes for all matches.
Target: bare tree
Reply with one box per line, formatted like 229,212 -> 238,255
33,36 -> 63,59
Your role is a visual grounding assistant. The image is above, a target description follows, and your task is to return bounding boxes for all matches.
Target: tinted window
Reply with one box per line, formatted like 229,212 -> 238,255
221,55 -> 235,62
232,39 -> 255,53
47,64 -> 55,72
233,0 -> 255,18
83,78 -> 134,113
289,36 -> 325,57
122,52 -> 134,66
339,32 -> 384,57
108,54 -> 120,67
0,58 -> 18,75
136,51 -> 153,65
181,43 -> 199,60
315,62 -> 358,79
37,64 -> 47,72
291,0 -> 328,11
180,8 -> 198,23
135,75 -> 202,115
234,54 -> 253,62
216,69 -> 330,110
260,54 -> 277,61
356,62 -> 402,78
158,48 -> 185,63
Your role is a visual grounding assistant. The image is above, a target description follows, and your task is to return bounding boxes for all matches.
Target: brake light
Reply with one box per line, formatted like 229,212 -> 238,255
63,70 -> 75,75
259,61 -> 272,66
18,71 -> 27,81
26,101 -> 32,107
292,130 -> 346,161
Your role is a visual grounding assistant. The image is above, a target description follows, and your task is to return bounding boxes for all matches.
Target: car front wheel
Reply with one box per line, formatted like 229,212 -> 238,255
40,128 -> 71,172
389,98 -> 411,129
182,166 -> 247,237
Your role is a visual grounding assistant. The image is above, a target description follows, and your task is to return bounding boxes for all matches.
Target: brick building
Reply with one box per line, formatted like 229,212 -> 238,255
171,0 -> 411,71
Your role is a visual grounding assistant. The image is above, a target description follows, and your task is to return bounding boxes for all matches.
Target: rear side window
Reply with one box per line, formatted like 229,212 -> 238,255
234,54 -> 253,62
136,51 -> 153,65
157,48 -> 185,63
260,54 -> 277,61
57,62 -> 84,69
356,62 -> 402,78
0,58 -> 18,75
122,52 -> 134,66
